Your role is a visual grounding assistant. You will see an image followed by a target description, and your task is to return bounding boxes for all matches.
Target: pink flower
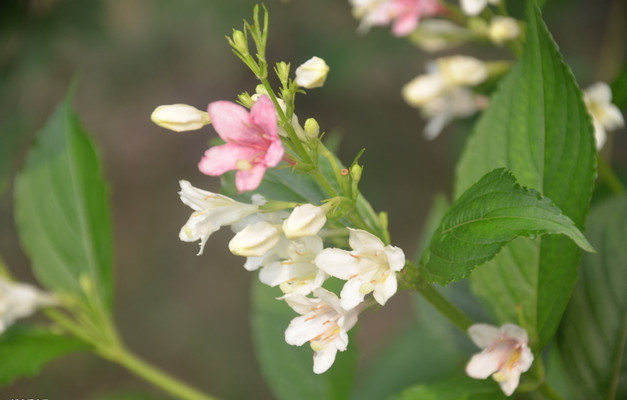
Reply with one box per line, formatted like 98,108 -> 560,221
351,0 -> 445,37
198,95 -> 284,192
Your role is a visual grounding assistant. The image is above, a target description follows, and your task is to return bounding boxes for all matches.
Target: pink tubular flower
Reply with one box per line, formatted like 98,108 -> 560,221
198,95 -> 284,192
351,0 -> 445,37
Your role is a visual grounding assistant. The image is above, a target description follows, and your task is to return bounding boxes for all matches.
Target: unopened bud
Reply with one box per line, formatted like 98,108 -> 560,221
275,61 -> 291,85
437,56 -> 488,87
229,221 -> 281,257
282,204 -> 327,239
151,104 -> 211,132
304,118 -> 320,138
238,92 -> 254,108
488,17 -> 520,46
295,56 -> 330,89
231,29 -> 248,55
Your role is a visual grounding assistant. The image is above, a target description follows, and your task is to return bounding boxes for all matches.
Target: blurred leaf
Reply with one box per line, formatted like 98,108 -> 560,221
89,393 -> 168,400
421,169 -> 592,284
390,373 -> 506,400
454,2 -> 596,348
14,90 -> 113,307
0,117 -> 29,196
352,295 -> 465,400
557,195 -> 627,400
610,66 -> 627,110
251,279 -> 356,400
0,325 -> 87,386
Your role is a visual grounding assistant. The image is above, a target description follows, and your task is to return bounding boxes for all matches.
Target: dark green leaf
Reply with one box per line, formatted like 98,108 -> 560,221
557,195 -> 627,400
251,279 -> 356,400
421,169 -> 592,284
0,116 -> 29,196
454,2 -> 596,347
0,325 -> 87,386
14,91 -> 113,307
391,374 -> 506,400
610,66 -> 627,110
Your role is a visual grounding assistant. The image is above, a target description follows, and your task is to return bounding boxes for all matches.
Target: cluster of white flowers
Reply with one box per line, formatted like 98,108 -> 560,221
178,181 -> 406,373
402,55 -> 490,139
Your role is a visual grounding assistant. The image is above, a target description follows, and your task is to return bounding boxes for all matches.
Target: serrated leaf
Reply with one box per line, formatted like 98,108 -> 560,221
391,374 -> 506,400
557,195 -> 627,400
0,325 -> 87,386
454,2 -> 596,347
251,279 -> 356,400
421,168 -> 592,284
14,91 -> 113,307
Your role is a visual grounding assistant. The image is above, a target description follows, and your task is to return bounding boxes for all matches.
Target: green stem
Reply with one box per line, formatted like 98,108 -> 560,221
598,157 -> 626,195
417,284 -> 474,332
103,346 -> 218,400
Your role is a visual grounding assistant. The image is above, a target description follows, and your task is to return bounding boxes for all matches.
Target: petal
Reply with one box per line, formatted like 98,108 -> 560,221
496,369 -> 521,396
602,104 -> 625,130
315,249 -> 360,279
384,245 -> 406,271
585,82 -> 612,104
465,351 -> 501,379
468,323 -> 502,348
460,0 -> 487,16
207,101 -> 265,146
235,164 -> 267,192
263,139 -> 285,167
249,95 -> 279,140
517,347 -> 534,373
348,228 -> 385,253
284,293 -> 316,315
198,144 -> 259,176
312,344 -> 339,374
391,12 -> 418,36
285,313 -> 330,346
500,324 -> 528,343
373,272 -> 397,306
340,278 -> 366,310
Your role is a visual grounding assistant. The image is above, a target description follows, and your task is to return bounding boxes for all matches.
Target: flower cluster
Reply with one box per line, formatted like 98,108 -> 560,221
178,185 -> 406,373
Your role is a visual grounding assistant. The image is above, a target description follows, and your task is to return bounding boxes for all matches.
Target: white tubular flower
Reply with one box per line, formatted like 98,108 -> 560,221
284,288 -> 361,374
282,204 -> 327,239
151,104 -> 211,132
228,221 -> 282,260
295,57 -> 330,89
178,180 -> 259,255
437,55 -> 488,87
583,82 -> 625,149
315,228 -> 405,310
259,235 -> 327,296
421,87 -> 486,140
460,0 -> 499,16
488,17 -> 520,46
465,323 -> 534,396
0,279 -> 56,334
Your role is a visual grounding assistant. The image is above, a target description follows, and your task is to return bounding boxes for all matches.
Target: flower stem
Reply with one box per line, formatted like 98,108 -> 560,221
417,283 -> 474,332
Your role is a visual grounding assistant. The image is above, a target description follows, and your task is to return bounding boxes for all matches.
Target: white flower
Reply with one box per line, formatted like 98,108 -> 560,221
460,0 -> 499,16
295,57 -> 330,89
437,56 -> 488,87
315,228 -> 405,309
151,104 -> 211,132
282,204 -> 327,239
583,82 -> 625,149
421,87 -> 486,140
178,180 -> 259,255
284,288 -> 361,374
488,17 -> 520,46
228,221 -> 282,260
0,279 -> 56,333
465,323 -> 534,396
259,235 -> 327,296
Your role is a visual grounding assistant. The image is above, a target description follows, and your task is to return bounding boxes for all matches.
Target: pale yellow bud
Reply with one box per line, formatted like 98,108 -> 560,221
437,56 -> 488,87
151,104 -> 211,132
488,17 -> 520,46
304,118 -> 320,138
295,56 -> 330,89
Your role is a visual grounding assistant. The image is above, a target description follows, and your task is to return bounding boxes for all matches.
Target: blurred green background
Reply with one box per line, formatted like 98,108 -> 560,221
0,0 -> 624,398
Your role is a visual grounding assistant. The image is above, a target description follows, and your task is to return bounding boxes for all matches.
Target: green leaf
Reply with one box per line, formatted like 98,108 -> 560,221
391,374 -> 506,400
251,279 -> 356,400
0,325 -> 87,386
610,66 -> 627,110
14,91 -> 113,307
89,393 -> 169,400
0,116 -> 29,196
421,168 -> 593,284
557,195 -> 627,400
454,2 -> 596,347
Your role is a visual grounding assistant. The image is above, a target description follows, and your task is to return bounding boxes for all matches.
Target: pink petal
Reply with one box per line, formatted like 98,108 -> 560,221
250,95 -> 279,140
198,144 -> 259,176
207,101 -> 266,146
392,13 -> 419,36
264,139 -> 285,167
235,164 -> 266,192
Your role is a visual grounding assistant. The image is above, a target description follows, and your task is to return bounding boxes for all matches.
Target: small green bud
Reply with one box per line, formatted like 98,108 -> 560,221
255,84 -> 269,96
304,118 -> 320,138
238,92 -> 254,108
275,62 -> 291,85
231,29 -> 249,55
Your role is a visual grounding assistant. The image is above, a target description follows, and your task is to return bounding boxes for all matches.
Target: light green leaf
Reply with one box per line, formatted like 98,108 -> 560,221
557,195 -> 627,400
454,2 -> 596,347
0,325 -> 87,386
251,279 -> 356,400
0,117 -> 29,196
14,91 -> 113,307
421,168 -> 593,284
391,374 -> 506,400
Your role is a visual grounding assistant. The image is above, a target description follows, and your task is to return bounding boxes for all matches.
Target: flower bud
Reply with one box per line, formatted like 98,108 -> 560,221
488,17 -> 520,46
151,104 -> 211,132
304,118 -> 320,138
237,92 -> 254,108
295,56 -> 330,89
282,204 -> 327,239
401,74 -> 445,107
275,61 -> 291,85
229,221 -> 281,257
437,56 -> 488,87
231,29 -> 249,55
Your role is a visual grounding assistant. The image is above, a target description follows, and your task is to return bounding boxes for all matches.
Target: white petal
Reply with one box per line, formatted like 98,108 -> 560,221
228,221 -> 281,257
518,347 -> 534,373
347,229 -> 385,253
340,278 -> 367,310
384,246 -> 406,271
602,104 -> 625,130
285,313 -> 328,346
373,272 -> 397,306
283,204 -> 327,238
284,293 -> 316,315
495,369 -> 521,396
461,0 -> 488,16
500,323 -> 528,343
402,73 -> 446,107
312,344 -> 339,374
586,81 -> 612,104
315,249 -> 360,279
468,323 -> 502,348
465,351 -> 501,379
